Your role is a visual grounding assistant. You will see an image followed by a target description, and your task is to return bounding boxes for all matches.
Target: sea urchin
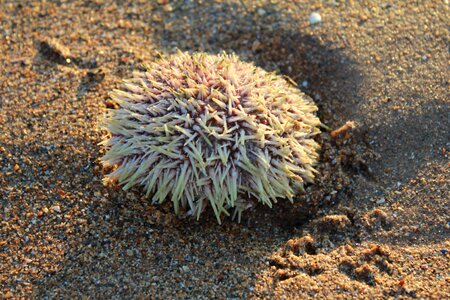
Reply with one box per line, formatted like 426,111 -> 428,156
100,52 -> 321,223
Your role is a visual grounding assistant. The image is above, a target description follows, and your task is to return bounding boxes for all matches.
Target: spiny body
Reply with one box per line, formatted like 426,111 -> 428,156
100,52 -> 321,223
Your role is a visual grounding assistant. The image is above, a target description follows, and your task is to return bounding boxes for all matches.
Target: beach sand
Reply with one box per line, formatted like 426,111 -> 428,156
0,0 -> 448,298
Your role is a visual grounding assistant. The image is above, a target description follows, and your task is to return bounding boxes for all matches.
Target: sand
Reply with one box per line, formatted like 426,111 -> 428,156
0,0 -> 449,299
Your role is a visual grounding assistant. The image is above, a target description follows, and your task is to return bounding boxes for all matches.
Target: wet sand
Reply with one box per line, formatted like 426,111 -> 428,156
0,1 -> 449,298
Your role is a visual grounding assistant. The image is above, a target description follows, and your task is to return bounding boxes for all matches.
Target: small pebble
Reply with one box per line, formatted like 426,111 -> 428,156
163,4 -> 173,12
182,265 -> 190,272
252,40 -> 261,52
376,198 -> 386,204
310,12 -> 322,25
257,8 -> 266,16
50,205 -> 61,213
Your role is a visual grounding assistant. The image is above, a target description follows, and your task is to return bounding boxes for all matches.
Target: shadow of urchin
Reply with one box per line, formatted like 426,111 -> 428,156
100,51 -> 321,223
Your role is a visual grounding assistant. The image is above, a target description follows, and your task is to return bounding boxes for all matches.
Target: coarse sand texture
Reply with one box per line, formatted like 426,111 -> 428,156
100,52 -> 321,223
